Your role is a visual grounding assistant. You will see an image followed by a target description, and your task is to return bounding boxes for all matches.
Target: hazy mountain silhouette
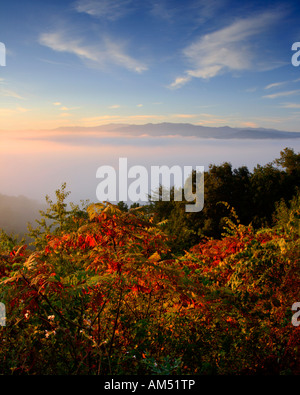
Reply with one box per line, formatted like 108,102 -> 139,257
53,123 -> 300,139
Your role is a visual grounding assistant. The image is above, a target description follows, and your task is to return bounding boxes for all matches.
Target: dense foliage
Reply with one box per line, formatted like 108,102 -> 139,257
0,148 -> 299,375
149,147 -> 300,252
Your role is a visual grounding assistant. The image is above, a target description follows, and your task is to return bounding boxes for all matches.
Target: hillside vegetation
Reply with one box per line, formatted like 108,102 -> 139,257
0,148 -> 299,375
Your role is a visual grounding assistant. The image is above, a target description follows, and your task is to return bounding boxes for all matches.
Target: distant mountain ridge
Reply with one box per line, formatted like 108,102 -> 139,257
54,122 -> 300,139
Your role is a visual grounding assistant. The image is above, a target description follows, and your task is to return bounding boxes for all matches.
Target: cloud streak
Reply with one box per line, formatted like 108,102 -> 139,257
169,10 -> 282,88
262,90 -> 300,99
74,0 -> 134,21
264,82 -> 286,90
39,31 -> 147,73
280,102 -> 300,109
0,107 -> 30,117
0,88 -> 25,100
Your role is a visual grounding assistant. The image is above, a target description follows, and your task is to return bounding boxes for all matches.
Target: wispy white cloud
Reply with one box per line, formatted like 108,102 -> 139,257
0,88 -> 25,99
74,0 -> 134,21
60,106 -> 80,111
52,102 -> 79,111
104,38 -> 147,73
168,75 -> 192,89
169,10 -> 282,88
280,102 -> 300,108
150,0 -> 226,26
264,81 -> 286,90
0,106 -> 30,116
263,90 -> 300,99
80,114 -> 165,126
39,31 -> 147,73
171,113 -> 198,119
40,31 -> 99,61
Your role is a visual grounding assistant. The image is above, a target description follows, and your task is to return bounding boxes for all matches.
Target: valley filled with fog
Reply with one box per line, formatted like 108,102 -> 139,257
1,124 -> 300,239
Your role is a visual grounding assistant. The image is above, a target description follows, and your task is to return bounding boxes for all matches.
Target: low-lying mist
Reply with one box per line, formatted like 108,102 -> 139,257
1,125 -> 300,243
0,194 -> 46,244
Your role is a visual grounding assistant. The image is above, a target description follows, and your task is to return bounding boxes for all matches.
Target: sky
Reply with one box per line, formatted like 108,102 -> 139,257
1,0 -> 300,204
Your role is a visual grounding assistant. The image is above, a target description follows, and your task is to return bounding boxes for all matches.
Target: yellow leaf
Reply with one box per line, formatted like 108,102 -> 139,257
148,252 -> 160,262
24,253 -> 39,269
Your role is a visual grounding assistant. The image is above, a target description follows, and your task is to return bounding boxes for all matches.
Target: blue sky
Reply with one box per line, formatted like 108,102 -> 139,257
1,0 -> 300,203
1,0 -> 300,131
